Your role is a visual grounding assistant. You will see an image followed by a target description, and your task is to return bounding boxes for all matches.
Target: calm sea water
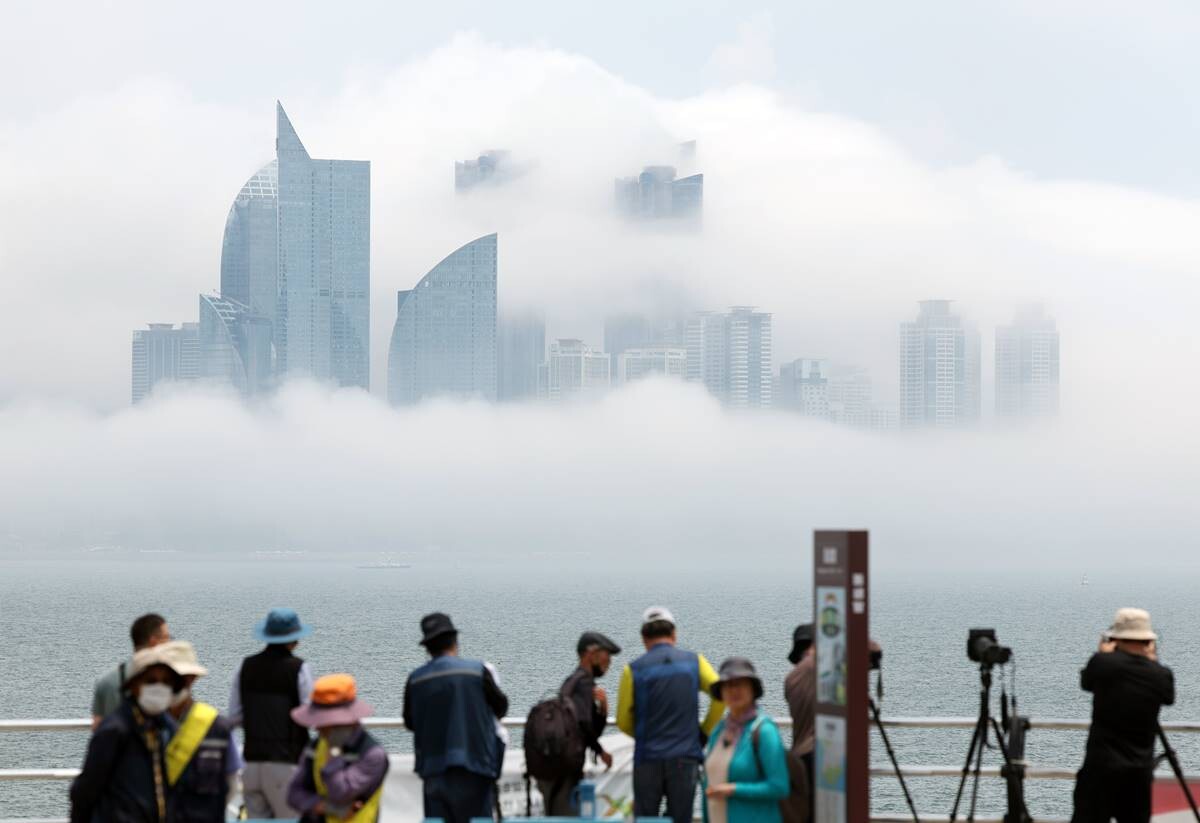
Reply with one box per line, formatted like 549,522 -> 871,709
3,554 -> 1200,819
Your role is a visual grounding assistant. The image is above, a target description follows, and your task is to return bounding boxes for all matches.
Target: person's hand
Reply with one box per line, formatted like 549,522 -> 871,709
1099,635 -> 1116,653
593,686 -> 608,710
600,750 -> 613,771
312,801 -> 326,816
705,783 -> 736,799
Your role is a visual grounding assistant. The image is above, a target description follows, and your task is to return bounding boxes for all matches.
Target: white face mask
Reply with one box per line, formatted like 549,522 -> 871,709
170,687 -> 191,709
138,683 -> 173,715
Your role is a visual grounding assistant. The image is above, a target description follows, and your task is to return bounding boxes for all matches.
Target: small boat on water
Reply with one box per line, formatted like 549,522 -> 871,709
1081,573 -> 1090,587
357,554 -> 411,570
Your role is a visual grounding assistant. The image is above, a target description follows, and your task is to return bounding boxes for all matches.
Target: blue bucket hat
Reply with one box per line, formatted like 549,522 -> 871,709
254,608 -> 312,644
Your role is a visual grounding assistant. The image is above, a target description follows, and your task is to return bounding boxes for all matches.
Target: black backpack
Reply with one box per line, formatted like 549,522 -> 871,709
523,691 -> 586,782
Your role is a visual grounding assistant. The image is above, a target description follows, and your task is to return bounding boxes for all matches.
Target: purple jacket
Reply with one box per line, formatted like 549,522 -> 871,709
287,728 -> 389,815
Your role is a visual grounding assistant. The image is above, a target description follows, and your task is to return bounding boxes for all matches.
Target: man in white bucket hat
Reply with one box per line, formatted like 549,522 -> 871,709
1071,608 -> 1175,823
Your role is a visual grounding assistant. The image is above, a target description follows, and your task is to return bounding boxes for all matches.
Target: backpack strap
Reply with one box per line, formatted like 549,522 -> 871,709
749,716 -> 767,780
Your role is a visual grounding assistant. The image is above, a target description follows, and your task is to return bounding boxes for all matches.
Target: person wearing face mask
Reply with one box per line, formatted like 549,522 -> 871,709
154,641 -> 241,823
537,631 -> 622,814
287,674 -> 389,823
71,646 -> 180,823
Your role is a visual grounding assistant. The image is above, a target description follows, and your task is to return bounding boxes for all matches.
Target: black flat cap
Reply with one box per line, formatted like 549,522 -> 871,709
577,631 -> 621,656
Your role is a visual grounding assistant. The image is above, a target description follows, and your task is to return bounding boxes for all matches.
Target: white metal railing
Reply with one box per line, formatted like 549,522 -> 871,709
5,715 -> 1200,783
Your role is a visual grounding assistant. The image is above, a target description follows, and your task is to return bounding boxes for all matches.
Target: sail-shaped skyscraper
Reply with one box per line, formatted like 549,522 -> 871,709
388,234 -> 498,405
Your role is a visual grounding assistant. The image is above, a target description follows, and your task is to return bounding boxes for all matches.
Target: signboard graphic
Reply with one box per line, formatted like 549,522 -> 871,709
814,530 -> 869,823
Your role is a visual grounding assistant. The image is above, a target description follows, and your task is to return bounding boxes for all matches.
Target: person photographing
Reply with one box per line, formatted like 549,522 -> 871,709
1072,608 -> 1174,823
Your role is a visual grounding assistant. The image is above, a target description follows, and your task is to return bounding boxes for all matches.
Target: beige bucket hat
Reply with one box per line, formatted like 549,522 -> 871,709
125,640 -> 209,684
1108,608 -> 1158,641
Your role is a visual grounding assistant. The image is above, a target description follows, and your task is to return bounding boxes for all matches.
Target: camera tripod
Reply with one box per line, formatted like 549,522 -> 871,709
949,663 -> 1031,823
1157,725 -> 1200,823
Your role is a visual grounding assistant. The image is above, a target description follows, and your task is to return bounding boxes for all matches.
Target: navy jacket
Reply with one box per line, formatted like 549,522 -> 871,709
70,700 -> 167,823
403,655 -> 508,779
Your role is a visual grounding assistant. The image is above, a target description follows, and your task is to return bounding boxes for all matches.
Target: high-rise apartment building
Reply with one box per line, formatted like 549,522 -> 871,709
198,294 -> 273,396
686,308 -> 772,407
387,234 -> 498,405
615,165 -> 703,221
777,358 -> 831,418
498,310 -> 545,402
898,300 -> 981,428
617,346 -> 687,383
996,305 -> 1060,419
131,323 -> 200,404
538,339 -> 610,402
455,150 -> 514,192
275,103 -> 370,389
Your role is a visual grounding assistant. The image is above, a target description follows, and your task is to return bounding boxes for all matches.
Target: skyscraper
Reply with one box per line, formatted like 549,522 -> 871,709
455,150 -> 514,192
131,323 -> 199,404
898,300 -> 981,428
996,305 -> 1060,419
275,103 -> 370,389
538,339 -> 610,402
498,310 -> 545,402
617,346 -> 687,383
219,160 -> 278,332
387,234 -> 498,405
686,308 -> 772,407
198,294 -> 273,396
615,165 -> 704,221
777,358 -> 831,418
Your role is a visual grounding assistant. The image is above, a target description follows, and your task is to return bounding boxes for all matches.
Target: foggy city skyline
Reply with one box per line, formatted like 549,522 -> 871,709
0,3 -> 1196,571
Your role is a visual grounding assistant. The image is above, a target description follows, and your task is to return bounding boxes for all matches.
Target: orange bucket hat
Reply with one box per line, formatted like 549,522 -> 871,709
290,673 -> 375,728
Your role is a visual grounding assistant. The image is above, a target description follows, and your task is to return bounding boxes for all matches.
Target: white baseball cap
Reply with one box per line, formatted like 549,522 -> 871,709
642,606 -> 676,628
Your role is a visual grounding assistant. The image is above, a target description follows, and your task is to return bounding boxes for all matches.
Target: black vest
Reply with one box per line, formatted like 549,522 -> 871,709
168,711 -> 233,823
240,646 -> 309,763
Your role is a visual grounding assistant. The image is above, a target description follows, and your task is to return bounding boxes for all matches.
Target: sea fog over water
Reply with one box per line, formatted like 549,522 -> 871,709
4,554 -> 1200,818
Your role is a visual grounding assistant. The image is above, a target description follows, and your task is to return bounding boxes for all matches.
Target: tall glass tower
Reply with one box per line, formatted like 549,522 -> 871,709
388,234 -> 498,405
219,160 -> 278,330
275,103 -> 371,389
218,103 -> 370,390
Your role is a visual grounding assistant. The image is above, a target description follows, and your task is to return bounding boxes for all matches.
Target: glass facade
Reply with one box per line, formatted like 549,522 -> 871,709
131,323 -> 199,404
198,294 -> 273,395
219,160 -> 278,333
275,103 -> 370,389
387,234 -> 498,405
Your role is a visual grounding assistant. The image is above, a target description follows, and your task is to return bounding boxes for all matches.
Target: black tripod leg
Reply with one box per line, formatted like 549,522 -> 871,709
967,717 -> 987,823
1159,727 -> 1200,823
950,712 -> 986,822
870,698 -> 921,823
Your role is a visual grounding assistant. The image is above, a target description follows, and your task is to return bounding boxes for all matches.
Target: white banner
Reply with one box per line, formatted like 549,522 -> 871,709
379,734 -> 637,823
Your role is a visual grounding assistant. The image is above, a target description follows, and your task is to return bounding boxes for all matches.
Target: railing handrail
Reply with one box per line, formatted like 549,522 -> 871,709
7,715 -> 1200,733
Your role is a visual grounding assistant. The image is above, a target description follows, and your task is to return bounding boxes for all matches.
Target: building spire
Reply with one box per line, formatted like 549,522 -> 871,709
275,101 -> 309,159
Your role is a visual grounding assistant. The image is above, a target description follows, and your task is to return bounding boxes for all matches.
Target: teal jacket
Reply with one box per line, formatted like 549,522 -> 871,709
701,713 -> 790,823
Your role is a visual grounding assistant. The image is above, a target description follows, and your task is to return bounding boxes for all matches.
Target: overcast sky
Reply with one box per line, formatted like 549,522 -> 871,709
0,2 -> 1196,565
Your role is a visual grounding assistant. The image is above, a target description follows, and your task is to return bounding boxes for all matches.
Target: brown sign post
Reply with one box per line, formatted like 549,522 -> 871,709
813,530 -> 870,823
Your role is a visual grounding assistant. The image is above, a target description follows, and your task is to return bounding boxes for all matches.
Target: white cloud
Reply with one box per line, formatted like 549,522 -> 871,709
0,379 -> 1192,569
0,34 -> 1197,569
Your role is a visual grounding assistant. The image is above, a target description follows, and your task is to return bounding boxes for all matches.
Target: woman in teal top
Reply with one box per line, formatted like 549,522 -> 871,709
703,657 -> 791,823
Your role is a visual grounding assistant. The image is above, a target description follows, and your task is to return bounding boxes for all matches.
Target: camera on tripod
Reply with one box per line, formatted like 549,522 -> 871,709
967,628 -> 1012,667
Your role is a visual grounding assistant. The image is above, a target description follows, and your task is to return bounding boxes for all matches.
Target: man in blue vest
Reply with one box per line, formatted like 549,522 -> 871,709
403,612 -> 509,823
616,606 -> 723,823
